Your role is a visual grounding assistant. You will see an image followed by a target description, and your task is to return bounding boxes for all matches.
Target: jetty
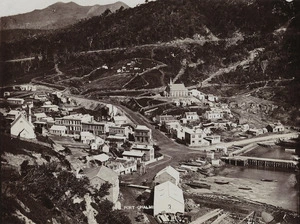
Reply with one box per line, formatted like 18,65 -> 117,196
221,156 -> 298,170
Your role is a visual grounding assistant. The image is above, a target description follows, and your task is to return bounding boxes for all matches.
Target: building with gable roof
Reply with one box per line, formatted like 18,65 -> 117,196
7,97 -> 24,105
10,114 -> 36,139
80,131 -> 95,144
122,151 -> 145,163
134,125 -> 152,143
107,159 -> 137,175
185,112 -> 199,122
131,143 -> 154,162
184,127 -> 209,147
154,166 -> 180,186
266,122 -> 285,133
50,125 -> 67,136
165,79 -> 189,97
153,181 -> 184,216
83,166 -> 119,204
113,115 -> 128,126
6,110 -> 24,121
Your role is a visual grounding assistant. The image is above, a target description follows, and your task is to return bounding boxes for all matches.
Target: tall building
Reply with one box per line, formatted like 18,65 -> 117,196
134,125 -> 152,143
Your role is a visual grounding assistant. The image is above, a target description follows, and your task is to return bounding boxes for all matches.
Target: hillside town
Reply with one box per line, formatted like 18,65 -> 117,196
1,82 -> 299,224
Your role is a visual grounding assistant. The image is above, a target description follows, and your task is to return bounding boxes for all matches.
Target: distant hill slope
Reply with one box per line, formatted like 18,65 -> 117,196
0,1 -> 129,30
0,0 -> 299,121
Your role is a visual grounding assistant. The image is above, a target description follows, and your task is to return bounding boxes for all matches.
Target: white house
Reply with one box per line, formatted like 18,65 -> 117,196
33,112 -> 47,122
80,131 -> 95,144
91,154 -> 110,164
10,115 -> 36,139
113,116 -> 128,126
131,143 -> 154,162
3,91 -> 10,97
83,166 -> 119,205
41,104 -> 59,112
50,125 -> 67,136
122,151 -> 145,163
101,144 -> 110,153
207,94 -> 218,102
90,142 -> 99,150
7,98 -> 24,105
185,112 -> 199,122
154,166 -> 180,186
184,128 -> 209,147
107,159 -> 137,175
203,110 -> 223,120
188,89 -> 205,100
153,181 -> 184,216
266,123 -> 285,133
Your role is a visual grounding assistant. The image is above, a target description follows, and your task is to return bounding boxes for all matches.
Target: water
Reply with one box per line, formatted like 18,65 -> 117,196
218,166 -> 299,212
243,145 -> 295,160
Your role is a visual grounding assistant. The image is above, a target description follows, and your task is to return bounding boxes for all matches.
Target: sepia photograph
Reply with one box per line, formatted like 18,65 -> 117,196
0,0 -> 299,223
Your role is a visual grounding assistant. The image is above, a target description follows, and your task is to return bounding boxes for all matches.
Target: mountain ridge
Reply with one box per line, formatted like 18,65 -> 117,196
0,1 -> 129,30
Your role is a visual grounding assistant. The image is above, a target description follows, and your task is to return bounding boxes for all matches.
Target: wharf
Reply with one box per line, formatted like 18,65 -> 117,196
221,156 -> 298,170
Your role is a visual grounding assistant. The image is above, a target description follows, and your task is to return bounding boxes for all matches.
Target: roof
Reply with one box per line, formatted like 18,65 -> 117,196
155,166 -> 180,181
114,115 -> 127,121
154,181 -> 184,204
7,110 -> 21,115
169,83 -> 187,91
107,135 -> 126,140
80,131 -> 95,138
122,151 -> 145,158
7,97 -> 24,101
34,112 -> 47,118
92,154 -> 110,162
108,159 -> 136,169
185,112 -> 197,115
50,125 -> 67,131
131,143 -> 154,151
135,125 -> 150,131
11,114 -> 33,129
41,104 -> 59,108
83,166 -> 118,184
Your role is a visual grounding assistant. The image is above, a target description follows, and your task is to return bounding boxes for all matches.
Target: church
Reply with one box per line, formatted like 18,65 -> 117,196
165,79 -> 189,97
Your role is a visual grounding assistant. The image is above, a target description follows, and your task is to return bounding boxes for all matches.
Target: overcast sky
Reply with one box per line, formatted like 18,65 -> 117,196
0,0 -> 147,17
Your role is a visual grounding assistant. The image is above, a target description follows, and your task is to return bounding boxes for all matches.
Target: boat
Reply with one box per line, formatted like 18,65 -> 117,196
181,161 -> 204,167
214,180 -> 229,185
187,182 -> 211,189
261,179 -> 277,182
257,142 -> 274,147
197,167 -> 214,177
238,187 -> 252,190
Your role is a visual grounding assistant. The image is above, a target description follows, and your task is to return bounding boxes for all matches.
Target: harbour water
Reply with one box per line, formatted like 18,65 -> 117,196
219,144 -> 299,211
218,166 -> 299,212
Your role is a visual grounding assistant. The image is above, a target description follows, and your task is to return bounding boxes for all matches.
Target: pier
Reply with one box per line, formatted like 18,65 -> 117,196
221,156 -> 298,170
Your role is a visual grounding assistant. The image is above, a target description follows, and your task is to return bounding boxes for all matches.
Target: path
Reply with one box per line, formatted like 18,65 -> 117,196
200,48 -> 264,87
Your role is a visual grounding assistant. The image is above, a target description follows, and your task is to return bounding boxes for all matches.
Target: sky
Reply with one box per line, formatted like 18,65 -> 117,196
0,0 -> 147,17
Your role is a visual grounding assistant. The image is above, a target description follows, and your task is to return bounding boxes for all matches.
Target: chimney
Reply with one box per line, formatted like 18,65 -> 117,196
27,103 -> 32,124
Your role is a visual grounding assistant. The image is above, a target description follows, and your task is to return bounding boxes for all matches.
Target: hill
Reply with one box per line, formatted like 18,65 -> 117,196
0,0 -> 299,124
0,1 -> 129,30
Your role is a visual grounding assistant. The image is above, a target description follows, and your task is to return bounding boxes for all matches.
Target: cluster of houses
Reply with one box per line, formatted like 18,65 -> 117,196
164,80 -> 219,107
2,85 -> 162,210
155,111 -> 223,147
155,109 -> 285,147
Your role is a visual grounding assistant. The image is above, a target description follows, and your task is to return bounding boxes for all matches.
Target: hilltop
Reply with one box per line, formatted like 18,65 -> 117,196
0,1 -> 129,30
